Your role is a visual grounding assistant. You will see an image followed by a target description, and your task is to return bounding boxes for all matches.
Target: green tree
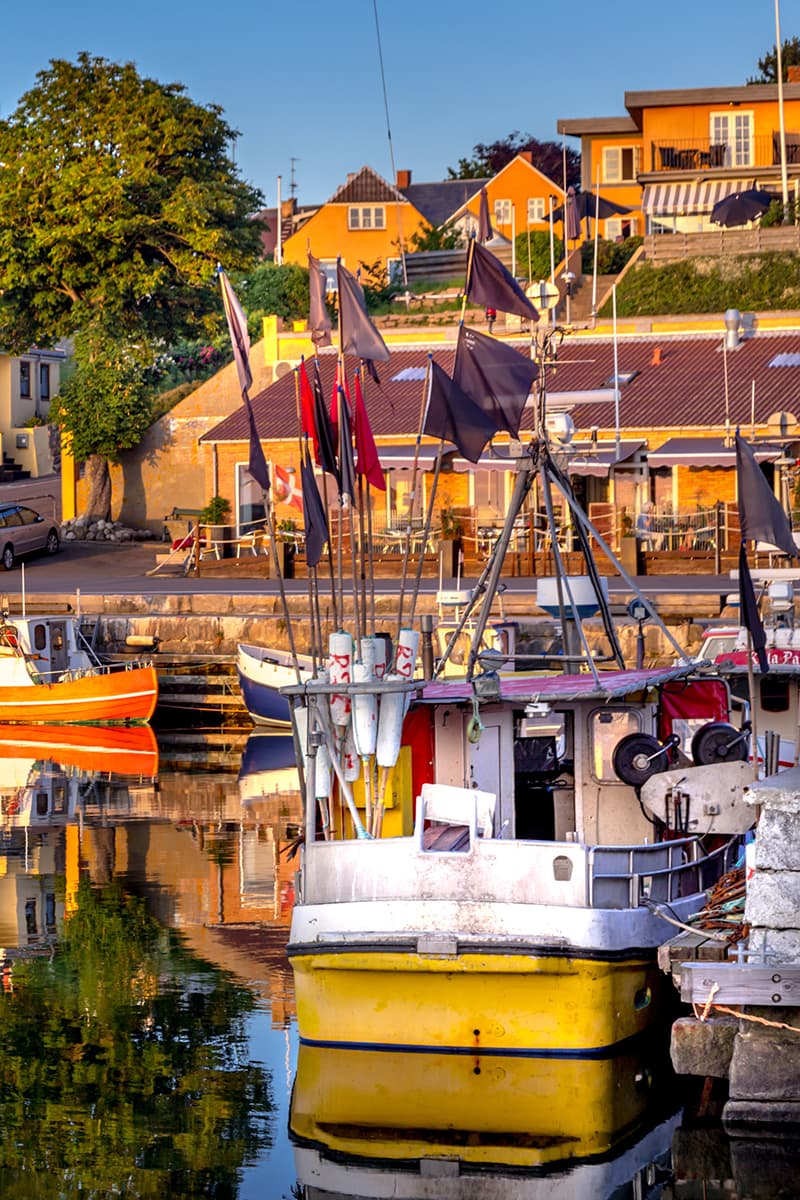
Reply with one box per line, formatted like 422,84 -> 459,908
448,132 -> 580,188
408,219 -> 465,252
514,230 -> 563,281
242,260 -> 313,330
0,53 -> 264,518
748,36 -> 800,83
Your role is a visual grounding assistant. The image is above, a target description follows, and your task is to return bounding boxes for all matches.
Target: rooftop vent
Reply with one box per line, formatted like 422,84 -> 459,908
724,308 -> 742,350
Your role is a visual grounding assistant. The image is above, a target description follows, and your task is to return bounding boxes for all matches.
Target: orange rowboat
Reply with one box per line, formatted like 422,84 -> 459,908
0,723 -> 159,776
0,657 -> 158,725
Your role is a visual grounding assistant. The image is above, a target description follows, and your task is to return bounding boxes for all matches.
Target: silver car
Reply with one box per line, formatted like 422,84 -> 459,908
0,504 -> 60,570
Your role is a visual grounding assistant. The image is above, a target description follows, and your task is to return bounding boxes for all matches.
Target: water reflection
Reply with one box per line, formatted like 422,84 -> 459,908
0,726 -> 795,1197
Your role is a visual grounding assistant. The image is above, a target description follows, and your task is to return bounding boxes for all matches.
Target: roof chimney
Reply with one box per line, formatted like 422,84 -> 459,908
650,346 -> 663,366
788,65 -> 800,83
396,169 -> 412,189
724,308 -> 742,350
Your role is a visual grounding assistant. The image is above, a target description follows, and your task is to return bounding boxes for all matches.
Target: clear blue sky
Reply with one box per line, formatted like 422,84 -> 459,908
1,1 -> 791,208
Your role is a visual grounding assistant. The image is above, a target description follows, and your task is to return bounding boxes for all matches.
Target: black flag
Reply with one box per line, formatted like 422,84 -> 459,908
337,262 -> 390,363
312,359 -> 339,484
424,360 -> 498,462
466,239 -> 539,321
736,434 -> 798,557
219,269 -> 270,493
308,252 -> 333,348
301,451 -> 330,568
337,385 -> 356,503
739,542 -> 769,674
453,324 -> 537,439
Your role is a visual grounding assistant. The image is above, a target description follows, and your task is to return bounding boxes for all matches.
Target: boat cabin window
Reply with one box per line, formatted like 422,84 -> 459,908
516,711 -> 568,760
33,624 -> 47,652
591,707 -> 643,782
760,676 -> 791,713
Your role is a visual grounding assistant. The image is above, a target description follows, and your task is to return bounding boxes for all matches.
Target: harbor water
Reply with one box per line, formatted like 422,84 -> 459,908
0,724 -> 796,1199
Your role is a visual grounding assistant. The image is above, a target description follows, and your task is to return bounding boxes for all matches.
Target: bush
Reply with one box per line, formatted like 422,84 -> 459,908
581,236 -> 643,275
514,230 -> 563,282
604,251 -> 800,317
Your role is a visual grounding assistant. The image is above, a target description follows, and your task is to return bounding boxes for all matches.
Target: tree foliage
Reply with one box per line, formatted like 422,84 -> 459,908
448,132 -> 580,188
408,219 -> 465,252
0,54 -> 264,351
241,261 -> 313,329
514,230 -> 564,281
748,37 -> 800,83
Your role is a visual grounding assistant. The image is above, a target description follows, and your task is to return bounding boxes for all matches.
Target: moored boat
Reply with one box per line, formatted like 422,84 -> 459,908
0,723 -> 159,778
236,643 -> 313,727
0,613 -> 157,724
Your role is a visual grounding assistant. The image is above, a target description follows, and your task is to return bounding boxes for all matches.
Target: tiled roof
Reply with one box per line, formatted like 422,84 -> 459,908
202,328 -> 800,447
327,166 -> 407,205
401,179 -> 488,227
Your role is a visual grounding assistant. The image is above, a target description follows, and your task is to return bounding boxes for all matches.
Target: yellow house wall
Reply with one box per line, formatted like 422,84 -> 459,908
283,200 -> 428,275
640,99 -> 800,161
460,157 -> 564,236
581,135 -> 646,233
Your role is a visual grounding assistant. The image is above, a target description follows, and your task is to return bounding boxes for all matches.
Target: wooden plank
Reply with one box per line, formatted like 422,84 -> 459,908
680,962 -> 800,1006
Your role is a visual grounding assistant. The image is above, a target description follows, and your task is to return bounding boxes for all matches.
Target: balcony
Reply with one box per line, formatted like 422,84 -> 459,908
648,134 -> 800,174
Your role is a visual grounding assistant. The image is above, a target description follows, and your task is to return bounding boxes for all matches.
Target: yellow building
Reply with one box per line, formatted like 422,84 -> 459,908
559,75 -> 800,237
449,151 -> 565,249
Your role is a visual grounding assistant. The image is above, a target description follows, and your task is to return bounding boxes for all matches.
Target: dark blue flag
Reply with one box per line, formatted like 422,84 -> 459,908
739,542 -> 769,674
337,262 -> 390,363
466,239 -> 539,322
312,359 -> 340,484
424,360 -> 498,462
301,451 -> 330,568
337,385 -> 356,503
736,434 -> 798,557
452,324 -> 537,439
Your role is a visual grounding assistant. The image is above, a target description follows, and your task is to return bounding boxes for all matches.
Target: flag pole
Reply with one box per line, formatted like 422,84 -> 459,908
395,357 -> 433,640
312,356 -> 340,630
356,366 -> 379,635
293,368 -> 320,673
408,432 -> 445,633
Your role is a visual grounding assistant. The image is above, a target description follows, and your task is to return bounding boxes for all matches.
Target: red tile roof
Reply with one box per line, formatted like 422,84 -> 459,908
203,328 -> 800,446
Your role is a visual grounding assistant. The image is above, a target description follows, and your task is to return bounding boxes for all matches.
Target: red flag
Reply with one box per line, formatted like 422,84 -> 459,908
353,373 -> 386,491
273,463 -> 303,511
299,360 -> 317,446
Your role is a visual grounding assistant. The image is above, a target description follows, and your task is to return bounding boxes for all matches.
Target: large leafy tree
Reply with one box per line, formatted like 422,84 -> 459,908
448,131 -> 580,188
0,53 -> 264,519
749,37 -> 800,83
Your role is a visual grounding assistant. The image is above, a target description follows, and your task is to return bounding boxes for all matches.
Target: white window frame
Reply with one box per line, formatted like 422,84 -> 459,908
602,145 -> 641,184
605,216 -> 637,240
319,259 -> 338,293
527,197 -> 545,223
386,257 -> 404,285
348,205 -> 386,231
494,198 -> 512,226
709,110 -> 754,168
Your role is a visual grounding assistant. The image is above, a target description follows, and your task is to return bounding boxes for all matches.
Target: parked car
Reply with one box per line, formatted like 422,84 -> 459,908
0,504 -> 60,569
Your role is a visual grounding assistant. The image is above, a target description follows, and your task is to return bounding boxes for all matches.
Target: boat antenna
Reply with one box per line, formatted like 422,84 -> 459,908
373,0 -> 407,288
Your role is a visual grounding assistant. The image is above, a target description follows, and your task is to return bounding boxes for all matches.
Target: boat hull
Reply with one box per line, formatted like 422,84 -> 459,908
236,644 -> 312,727
289,944 -> 668,1055
0,663 -> 158,724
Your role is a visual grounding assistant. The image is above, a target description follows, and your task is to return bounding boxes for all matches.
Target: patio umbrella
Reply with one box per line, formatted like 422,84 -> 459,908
477,186 -> 493,243
549,188 -> 631,238
564,186 -> 581,242
711,188 -> 777,227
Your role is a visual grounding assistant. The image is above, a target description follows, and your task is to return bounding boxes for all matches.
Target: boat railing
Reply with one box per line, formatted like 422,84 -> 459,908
33,659 -> 152,685
588,836 -> 740,910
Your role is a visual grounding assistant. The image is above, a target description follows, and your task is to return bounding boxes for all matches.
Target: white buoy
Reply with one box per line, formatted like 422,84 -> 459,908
328,631 -> 353,729
352,661 -> 378,757
376,673 -> 405,770
373,637 -> 389,680
315,741 -> 332,799
395,628 -> 420,680
359,637 -> 377,673
293,704 -> 309,779
343,723 -> 361,782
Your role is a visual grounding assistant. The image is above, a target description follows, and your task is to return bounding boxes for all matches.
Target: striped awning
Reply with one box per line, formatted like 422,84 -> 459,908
642,179 -> 752,216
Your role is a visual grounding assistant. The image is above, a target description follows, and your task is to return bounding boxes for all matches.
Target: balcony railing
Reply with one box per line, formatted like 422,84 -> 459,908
649,134 -> 800,174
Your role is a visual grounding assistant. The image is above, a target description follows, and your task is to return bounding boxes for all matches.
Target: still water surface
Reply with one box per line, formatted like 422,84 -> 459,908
0,724 -> 792,1198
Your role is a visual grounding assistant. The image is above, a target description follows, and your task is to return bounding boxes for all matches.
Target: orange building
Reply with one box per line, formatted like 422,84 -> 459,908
449,151 -> 565,249
559,76 -> 800,237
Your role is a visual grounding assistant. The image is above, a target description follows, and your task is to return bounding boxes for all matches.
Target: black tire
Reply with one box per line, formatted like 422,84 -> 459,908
45,529 -> 59,555
691,721 -> 749,765
2,544 -> 15,571
612,733 -> 669,788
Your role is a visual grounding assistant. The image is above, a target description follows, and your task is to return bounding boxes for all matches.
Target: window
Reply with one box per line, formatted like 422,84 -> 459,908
710,111 -> 753,167
348,205 -> 385,230
590,707 -> 642,781
386,257 -> 404,286
19,362 -> 30,398
494,199 -> 512,225
18,507 -> 39,526
527,198 -> 545,223
318,259 -> 337,294
39,364 -> 50,401
603,146 -> 641,183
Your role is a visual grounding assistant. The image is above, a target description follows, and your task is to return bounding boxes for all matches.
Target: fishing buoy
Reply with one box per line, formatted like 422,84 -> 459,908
352,661 -> 378,758
376,673 -> 405,770
359,637 -> 377,674
328,631 -> 353,729
314,741 -> 332,800
395,628 -> 420,679
292,704 -> 309,779
343,723 -> 361,782
373,636 -> 389,680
